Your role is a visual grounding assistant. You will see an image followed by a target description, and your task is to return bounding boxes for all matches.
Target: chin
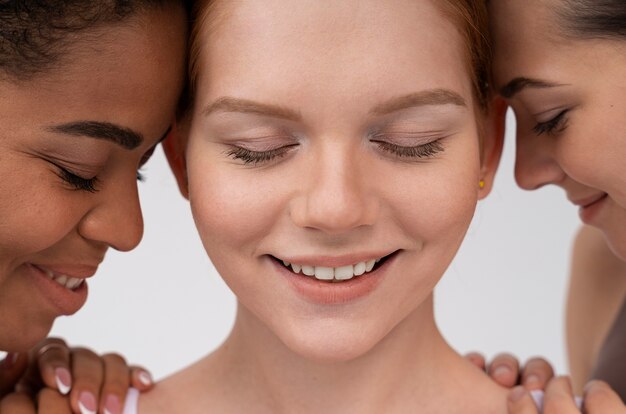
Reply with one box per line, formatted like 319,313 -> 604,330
277,319 -> 390,364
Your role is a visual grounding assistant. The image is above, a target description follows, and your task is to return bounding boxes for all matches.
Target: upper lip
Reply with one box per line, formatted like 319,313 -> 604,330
570,193 -> 607,208
30,263 -> 98,279
273,251 -> 397,267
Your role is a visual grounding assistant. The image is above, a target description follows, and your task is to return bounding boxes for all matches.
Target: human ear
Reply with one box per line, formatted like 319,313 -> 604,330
478,96 -> 507,200
162,121 -> 189,199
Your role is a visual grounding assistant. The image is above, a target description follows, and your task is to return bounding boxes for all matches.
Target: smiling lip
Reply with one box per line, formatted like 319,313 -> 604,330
26,263 -> 95,315
272,251 -> 397,304
575,193 -> 608,224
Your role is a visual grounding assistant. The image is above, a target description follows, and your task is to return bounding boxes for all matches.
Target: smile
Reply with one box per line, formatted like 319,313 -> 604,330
276,253 -> 393,282
32,265 -> 85,290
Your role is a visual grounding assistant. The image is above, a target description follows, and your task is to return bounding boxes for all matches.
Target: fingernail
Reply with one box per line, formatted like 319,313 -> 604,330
138,370 -> 153,387
525,374 -> 541,388
55,367 -> 72,395
78,391 -> 97,414
493,365 -> 511,380
104,394 -> 121,414
509,386 -> 527,402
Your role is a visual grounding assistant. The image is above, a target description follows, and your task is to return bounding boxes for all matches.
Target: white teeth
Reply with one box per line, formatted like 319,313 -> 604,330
353,262 -> 366,276
54,275 -> 68,287
334,265 -> 354,281
37,266 -> 84,290
66,278 -> 83,289
314,267 -> 334,280
280,256 -> 386,281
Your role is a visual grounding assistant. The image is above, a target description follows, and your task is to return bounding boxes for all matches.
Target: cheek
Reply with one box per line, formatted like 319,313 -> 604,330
187,158 -> 285,258
0,166 -> 85,267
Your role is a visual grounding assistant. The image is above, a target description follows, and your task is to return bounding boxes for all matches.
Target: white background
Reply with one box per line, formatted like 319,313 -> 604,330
50,110 -> 579,380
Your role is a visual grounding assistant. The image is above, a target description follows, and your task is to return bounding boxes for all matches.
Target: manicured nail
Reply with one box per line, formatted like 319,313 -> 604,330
138,370 -> 153,387
493,365 -> 511,380
525,374 -> 541,388
104,394 -> 121,414
78,391 -> 97,414
509,386 -> 527,402
55,367 -> 72,395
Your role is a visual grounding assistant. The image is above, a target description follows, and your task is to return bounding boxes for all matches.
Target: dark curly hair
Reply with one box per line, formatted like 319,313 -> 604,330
0,0 -> 189,80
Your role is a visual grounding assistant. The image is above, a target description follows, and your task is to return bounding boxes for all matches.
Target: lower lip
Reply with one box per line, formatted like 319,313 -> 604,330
25,264 -> 89,316
578,195 -> 608,224
273,254 -> 395,305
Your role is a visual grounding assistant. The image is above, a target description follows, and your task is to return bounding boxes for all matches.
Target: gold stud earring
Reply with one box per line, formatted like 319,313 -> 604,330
479,179 -> 485,189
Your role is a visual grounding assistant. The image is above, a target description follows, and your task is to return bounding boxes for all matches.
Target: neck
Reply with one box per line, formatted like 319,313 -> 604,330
208,295 -> 506,413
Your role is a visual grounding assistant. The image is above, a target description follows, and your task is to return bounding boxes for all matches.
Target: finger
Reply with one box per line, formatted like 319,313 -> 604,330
507,386 -> 540,414
488,353 -> 520,388
129,366 -> 153,392
520,357 -> 554,391
31,338 -> 72,396
0,354 -> 28,397
36,388 -> 72,414
583,380 -> 626,414
465,352 -> 486,371
543,376 -> 579,413
68,348 -> 103,414
98,354 -> 130,414
0,391 -> 36,414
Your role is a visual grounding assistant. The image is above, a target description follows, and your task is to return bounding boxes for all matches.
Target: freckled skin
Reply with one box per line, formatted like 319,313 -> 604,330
0,6 -> 186,351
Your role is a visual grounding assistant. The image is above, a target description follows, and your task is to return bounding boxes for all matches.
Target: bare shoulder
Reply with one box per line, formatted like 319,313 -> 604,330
567,225 -> 626,392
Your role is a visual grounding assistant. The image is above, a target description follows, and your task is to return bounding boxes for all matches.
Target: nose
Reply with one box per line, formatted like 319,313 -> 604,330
78,176 -> 144,251
290,144 -> 378,234
514,130 -> 565,190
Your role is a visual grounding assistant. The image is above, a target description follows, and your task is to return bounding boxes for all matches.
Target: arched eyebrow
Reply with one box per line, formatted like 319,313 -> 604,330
203,97 -> 302,122
203,89 -> 466,122
370,89 -> 466,115
499,77 -> 567,99
47,121 -> 143,150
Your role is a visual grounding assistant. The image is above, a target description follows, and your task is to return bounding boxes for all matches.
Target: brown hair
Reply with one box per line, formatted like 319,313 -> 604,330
439,0 -> 491,110
185,1 -> 491,113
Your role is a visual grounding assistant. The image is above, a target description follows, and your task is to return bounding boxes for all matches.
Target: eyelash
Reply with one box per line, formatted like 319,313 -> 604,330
533,110 -> 569,136
57,168 -> 99,193
57,168 -> 146,192
373,139 -> 444,159
225,139 -> 445,165
225,145 -> 297,165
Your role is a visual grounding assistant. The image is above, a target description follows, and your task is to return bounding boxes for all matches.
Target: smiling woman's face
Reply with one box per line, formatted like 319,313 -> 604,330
0,6 -> 185,350
490,0 -> 626,259
175,0 -> 501,361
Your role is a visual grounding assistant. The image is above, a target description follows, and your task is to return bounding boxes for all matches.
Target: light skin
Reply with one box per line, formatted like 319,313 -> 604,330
489,0 -> 626,409
489,0 -> 626,260
143,1 -> 513,413
0,5 -> 186,353
0,4 -> 185,413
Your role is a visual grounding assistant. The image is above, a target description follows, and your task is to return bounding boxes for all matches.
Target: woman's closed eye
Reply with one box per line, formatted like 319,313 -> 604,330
225,144 -> 299,166
370,133 -> 445,160
56,167 -> 100,193
532,109 -> 569,136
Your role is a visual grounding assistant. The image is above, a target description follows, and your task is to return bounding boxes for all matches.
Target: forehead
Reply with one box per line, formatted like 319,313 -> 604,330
1,9 -> 184,135
489,0 -> 566,84
197,0 -> 471,107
